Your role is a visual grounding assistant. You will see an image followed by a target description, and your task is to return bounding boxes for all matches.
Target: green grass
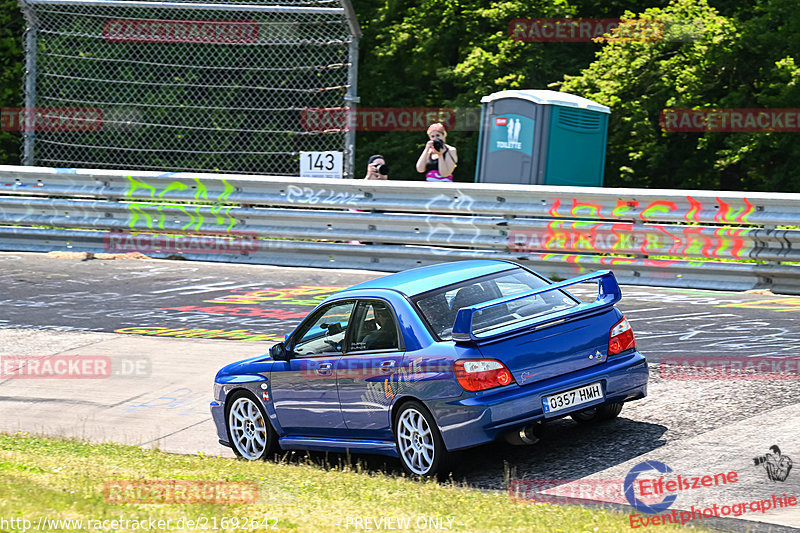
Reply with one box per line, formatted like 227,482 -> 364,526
0,433 -> 697,532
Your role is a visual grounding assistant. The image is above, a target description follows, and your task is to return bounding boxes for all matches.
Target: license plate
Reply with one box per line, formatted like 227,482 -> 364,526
542,382 -> 603,416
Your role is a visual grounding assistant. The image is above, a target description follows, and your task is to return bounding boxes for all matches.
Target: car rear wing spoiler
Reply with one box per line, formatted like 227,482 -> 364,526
451,270 -> 622,343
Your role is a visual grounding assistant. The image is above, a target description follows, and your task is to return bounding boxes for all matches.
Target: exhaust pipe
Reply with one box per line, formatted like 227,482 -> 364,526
504,423 -> 540,445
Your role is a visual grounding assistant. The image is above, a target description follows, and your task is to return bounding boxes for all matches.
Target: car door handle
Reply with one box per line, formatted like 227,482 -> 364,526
380,360 -> 395,374
316,363 -> 333,375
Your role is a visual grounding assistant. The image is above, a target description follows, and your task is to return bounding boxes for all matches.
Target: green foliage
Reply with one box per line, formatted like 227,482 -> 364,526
2,0 -> 798,190
0,0 -> 23,165
560,0 -> 800,192
357,0 -> 593,181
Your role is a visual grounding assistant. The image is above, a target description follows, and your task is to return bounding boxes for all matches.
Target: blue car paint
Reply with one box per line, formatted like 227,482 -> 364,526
211,260 -> 648,461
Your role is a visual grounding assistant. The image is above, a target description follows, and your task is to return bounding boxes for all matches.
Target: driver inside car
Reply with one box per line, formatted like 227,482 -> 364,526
363,305 -> 397,351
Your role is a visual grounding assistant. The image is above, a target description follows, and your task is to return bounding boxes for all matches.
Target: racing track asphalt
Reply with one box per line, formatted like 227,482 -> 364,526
0,252 -> 798,531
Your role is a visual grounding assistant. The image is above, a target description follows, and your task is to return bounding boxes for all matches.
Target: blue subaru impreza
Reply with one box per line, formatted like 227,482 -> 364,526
211,260 -> 648,476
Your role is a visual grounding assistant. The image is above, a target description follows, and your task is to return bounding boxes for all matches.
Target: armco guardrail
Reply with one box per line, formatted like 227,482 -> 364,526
1,165 -> 799,294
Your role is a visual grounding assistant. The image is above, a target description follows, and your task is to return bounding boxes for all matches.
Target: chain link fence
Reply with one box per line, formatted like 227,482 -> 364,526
17,0 -> 359,176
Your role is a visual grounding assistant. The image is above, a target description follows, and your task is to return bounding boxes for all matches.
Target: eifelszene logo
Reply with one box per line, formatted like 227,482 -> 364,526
624,461 -> 678,513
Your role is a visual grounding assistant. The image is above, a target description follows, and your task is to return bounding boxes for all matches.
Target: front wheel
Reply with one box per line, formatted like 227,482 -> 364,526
394,401 -> 448,477
571,402 -> 623,424
226,391 -> 279,460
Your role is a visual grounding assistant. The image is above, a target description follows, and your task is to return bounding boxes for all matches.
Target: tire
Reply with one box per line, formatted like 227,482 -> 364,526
226,390 -> 279,460
571,402 -> 624,424
394,401 -> 448,477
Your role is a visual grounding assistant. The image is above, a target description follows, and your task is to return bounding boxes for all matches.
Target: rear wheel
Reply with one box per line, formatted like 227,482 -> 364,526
394,401 -> 448,477
226,391 -> 279,460
571,402 -> 623,424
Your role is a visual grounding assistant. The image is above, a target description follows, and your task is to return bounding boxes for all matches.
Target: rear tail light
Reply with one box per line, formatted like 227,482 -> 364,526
608,317 -> 636,355
454,359 -> 516,392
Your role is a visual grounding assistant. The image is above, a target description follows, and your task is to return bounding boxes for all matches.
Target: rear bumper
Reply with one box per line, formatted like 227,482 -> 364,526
429,350 -> 648,451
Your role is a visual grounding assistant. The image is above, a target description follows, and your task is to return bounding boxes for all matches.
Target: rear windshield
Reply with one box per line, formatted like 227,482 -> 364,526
413,267 -> 579,340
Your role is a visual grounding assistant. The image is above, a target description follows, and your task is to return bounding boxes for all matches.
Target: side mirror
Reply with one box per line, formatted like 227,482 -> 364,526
269,342 -> 289,361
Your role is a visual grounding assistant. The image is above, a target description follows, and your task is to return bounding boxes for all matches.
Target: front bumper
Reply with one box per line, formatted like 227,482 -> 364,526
210,400 -> 229,447
429,350 -> 648,451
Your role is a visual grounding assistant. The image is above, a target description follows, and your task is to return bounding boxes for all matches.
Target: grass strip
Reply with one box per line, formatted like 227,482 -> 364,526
0,432 -> 692,532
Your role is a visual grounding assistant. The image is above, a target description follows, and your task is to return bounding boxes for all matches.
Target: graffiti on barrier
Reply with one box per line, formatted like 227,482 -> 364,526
285,184 -> 363,206
125,175 -> 238,232
423,192 -> 482,253
505,195 -> 771,262
509,222 -> 757,260
546,196 -> 756,224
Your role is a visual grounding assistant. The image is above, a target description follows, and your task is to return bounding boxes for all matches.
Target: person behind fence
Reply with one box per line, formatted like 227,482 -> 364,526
416,122 -> 458,182
365,154 -> 389,180
753,445 -> 793,482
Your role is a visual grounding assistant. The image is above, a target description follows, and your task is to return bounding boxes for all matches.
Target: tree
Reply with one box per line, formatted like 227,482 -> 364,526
560,0 -> 800,192
0,0 -> 24,165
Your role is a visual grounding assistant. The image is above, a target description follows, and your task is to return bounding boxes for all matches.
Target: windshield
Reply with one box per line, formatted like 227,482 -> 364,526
413,267 -> 579,340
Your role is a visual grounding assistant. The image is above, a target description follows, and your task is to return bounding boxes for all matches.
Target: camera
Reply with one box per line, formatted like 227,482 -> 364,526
377,163 -> 389,176
432,138 -> 444,152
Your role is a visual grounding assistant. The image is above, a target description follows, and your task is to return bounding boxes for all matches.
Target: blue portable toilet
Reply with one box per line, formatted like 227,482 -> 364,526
475,90 -> 610,186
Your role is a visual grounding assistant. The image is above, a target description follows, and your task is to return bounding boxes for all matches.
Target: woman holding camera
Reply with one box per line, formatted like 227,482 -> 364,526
416,122 -> 458,182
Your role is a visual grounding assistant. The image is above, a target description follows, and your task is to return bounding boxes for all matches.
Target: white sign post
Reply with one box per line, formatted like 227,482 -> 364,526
299,151 -> 344,179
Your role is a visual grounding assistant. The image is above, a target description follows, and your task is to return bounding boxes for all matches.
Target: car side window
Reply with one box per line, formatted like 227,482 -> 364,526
293,301 -> 355,356
349,300 -> 400,352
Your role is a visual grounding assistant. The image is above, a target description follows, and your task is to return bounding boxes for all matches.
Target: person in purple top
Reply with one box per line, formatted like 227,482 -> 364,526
416,122 -> 458,182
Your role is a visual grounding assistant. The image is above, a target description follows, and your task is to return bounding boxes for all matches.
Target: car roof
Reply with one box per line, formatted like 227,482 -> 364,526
340,260 -> 519,297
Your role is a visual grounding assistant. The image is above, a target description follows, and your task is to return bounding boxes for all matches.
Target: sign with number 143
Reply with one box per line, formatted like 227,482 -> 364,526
299,151 -> 343,179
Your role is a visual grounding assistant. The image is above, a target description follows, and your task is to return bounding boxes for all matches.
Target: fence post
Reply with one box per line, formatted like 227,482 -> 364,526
19,0 -> 37,166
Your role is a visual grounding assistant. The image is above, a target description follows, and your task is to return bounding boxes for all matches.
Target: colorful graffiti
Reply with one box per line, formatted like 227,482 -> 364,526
112,285 -> 345,342
545,195 -> 757,224
718,298 -> 800,312
155,305 -> 307,319
509,222 -> 756,261
125,175 -> 237,232
204,286 -> 345,306
114,326 -> 282,342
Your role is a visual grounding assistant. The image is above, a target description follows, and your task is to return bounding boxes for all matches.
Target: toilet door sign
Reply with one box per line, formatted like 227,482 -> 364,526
299,151 -> 343,178
489,114 -> 533,156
